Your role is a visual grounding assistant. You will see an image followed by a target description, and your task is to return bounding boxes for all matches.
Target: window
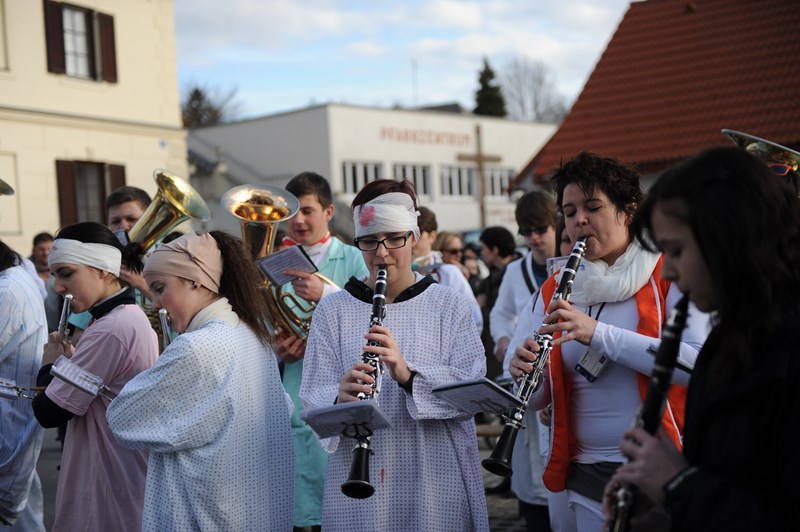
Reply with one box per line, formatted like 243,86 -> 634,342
393,163 -> 430,196
485,167 -> 515,197
44,1 -> 117,82
56,160 -> 125,225
342,161 -> 382,194
440,166 -> 475,197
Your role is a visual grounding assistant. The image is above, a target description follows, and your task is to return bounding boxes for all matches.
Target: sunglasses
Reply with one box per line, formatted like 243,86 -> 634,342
518,225 -> 550,237
768,163 -> 798,177
442,248 -> 463,255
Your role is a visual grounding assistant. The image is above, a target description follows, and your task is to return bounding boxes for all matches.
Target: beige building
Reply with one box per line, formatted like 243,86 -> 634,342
189,104 -> 556,239
0,0 -> 187,253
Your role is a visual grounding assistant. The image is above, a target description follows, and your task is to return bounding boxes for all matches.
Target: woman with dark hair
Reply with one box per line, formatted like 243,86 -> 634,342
509,152 -> 709,531
601,147 -> 800,531
106,231 -> 294,531
300,179 -> 489,531
32,222 -> 158,532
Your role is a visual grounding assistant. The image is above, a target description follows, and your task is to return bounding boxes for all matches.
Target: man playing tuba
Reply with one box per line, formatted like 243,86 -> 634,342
276,172 -> 368,532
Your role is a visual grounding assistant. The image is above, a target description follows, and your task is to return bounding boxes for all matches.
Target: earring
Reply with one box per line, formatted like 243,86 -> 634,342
192,282 -> 199,290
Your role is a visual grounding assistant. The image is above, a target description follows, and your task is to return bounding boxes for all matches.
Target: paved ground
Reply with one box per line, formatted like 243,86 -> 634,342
37,428 -> 527,531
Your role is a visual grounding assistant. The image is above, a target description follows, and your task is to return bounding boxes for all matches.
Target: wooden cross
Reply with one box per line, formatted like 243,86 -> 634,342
457,124 -> 502,228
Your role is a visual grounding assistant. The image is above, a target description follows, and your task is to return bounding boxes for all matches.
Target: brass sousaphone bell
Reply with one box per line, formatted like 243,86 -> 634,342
125,170 -> 211,349
126,169 -> 212,251
722,129 -> 800,192
221,184 -> 337,339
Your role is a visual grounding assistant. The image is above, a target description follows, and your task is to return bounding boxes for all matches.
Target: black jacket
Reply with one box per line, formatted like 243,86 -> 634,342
665,324 -> 800,531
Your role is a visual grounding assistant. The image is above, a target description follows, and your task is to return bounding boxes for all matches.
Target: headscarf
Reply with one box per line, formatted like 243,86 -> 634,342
143,232 -> 223,293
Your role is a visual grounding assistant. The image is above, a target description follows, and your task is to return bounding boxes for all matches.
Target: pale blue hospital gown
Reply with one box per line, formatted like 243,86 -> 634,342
0,266 -> 47,531
300,278 -> 490,532
107,298 -> 294,531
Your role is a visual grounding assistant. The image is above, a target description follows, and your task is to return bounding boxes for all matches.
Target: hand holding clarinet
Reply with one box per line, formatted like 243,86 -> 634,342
43,294 -> 75,365
602,294 -> 691,532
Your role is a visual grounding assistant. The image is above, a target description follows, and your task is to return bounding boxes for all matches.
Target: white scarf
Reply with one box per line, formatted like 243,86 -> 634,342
185,297 -> 239,333
564,240 -> 661,307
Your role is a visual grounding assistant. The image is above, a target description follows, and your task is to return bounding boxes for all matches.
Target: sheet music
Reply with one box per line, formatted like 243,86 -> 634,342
50,355 -> 104,396
301,400 -> 393,439
256,246 -> 318,287
432,378 -> 523,415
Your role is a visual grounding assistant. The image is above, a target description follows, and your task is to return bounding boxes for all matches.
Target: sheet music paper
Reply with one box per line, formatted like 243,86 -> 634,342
432,378 -> 524,415
256,246 -> 318,287
50,355 -> 104,396
301,400 -> 393,439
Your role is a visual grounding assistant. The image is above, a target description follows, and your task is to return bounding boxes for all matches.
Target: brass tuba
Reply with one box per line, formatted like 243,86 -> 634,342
722,129 -> 800,192
126,169 -> 211,349
127,169 -> 211,251
221,184 -> 336,339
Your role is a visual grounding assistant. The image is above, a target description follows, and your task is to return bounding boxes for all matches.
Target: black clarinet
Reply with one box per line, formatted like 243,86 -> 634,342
608,294 -> 691,532
341,265 -> 388,499
483,237 -> 587,477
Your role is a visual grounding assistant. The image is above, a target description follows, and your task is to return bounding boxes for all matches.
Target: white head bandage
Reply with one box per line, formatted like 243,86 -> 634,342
48,239 -> 122,277
353,192 -> 420,240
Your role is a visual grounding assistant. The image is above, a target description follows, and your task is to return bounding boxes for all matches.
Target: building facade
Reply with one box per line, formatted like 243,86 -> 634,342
0,0 -> 187,252
189,103 -> 555,238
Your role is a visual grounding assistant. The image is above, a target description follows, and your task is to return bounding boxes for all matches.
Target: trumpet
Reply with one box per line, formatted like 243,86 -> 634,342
483,237 -> 587,477
608,294 -> 690,532
158,309 -> 172,351
57,294 -> 74,346
341,265 -> 388,499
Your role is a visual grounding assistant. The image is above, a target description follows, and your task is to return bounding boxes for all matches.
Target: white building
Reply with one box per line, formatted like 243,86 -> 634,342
0,0 -> 187,253
188,103 -> 555,238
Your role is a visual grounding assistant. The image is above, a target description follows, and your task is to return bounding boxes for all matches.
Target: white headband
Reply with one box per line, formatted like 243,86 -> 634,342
353,192 -> 420,240
49,239 -> 122,277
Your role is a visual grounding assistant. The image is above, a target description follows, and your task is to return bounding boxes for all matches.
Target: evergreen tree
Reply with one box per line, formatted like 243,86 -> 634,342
473,57 -> 507,117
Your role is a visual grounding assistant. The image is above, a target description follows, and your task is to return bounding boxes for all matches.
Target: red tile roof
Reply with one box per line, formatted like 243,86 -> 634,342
516,0 -> 800,185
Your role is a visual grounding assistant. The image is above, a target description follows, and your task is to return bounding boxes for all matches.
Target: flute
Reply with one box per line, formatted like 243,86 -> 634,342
57,294 -> 74,346
607,294 -> 690,532
483,237 -> 587,477
159,308 -> 172,350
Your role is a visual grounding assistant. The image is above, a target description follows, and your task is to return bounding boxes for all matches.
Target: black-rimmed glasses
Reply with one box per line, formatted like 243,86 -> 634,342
354,231 -> 413,251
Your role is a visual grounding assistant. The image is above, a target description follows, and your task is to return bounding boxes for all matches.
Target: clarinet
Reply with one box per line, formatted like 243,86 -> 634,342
341,265 -> 388,499
482,237 -> 587,477
57,294 -> 74,346
608,294 -> 691,532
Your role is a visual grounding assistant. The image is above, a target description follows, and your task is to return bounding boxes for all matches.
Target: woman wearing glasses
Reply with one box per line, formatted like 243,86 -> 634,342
300,179 -> 489,531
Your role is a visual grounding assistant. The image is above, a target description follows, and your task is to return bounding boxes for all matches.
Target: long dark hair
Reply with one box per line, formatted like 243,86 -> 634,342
0,240 -> 22,273
209,230 -> 273,346
633,147 -> 800,379
56,222 -> 144,273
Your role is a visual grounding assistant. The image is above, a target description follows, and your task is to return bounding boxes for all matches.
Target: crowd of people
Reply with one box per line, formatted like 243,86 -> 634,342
1,135 -> 798,532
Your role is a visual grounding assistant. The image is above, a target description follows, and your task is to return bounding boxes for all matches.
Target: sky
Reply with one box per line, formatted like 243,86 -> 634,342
173,0 -> 633,121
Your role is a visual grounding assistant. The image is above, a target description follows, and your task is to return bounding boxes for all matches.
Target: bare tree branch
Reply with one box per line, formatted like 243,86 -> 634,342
499,57 -> 567,123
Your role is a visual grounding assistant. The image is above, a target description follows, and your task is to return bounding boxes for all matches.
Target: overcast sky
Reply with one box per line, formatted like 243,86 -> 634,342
173,0 -> 633,120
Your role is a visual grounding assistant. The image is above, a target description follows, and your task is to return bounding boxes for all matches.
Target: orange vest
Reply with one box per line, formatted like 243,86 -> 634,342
540,257 -> 687,492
